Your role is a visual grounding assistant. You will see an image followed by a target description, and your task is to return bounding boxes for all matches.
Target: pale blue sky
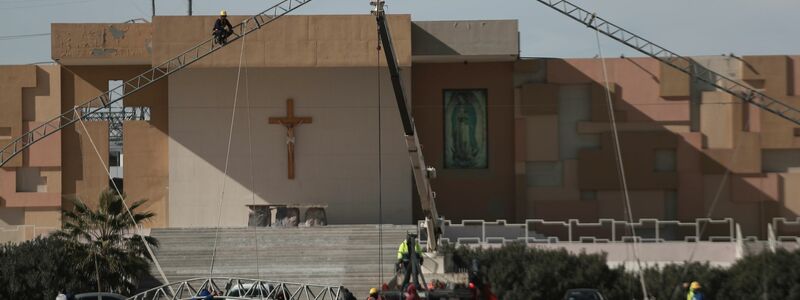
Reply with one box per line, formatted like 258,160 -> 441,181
0,0 -> 798,65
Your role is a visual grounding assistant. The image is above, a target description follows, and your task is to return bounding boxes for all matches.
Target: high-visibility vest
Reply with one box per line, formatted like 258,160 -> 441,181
397,240 -> 422,259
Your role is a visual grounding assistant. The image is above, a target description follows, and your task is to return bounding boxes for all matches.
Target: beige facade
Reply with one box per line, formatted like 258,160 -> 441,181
168,67 -> 411,226
2,12 -> 800,241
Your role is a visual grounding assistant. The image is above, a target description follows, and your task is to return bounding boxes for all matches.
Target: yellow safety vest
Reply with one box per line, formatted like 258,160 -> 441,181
397,240 -> 422,259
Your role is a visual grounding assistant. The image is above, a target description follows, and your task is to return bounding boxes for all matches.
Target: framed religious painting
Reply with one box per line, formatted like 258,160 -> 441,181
443,89 -> 488,169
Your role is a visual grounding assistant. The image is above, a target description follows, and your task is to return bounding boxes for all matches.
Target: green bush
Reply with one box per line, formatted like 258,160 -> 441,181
718,249 -> 800,300
452,243 -> 625,299
450,243 -> 800,300
0,236 -> 94,299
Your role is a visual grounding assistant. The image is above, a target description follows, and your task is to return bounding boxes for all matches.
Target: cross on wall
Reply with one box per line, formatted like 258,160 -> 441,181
269,98 -> 312,180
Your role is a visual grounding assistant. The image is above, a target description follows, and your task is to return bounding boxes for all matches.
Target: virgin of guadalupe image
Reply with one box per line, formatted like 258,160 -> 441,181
445,90 -> 487,168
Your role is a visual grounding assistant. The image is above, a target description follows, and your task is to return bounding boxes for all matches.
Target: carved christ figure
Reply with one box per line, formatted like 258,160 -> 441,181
269,99 -> 312,179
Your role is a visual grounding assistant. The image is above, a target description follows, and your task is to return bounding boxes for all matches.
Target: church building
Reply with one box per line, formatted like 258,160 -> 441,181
1,14 -> 799,241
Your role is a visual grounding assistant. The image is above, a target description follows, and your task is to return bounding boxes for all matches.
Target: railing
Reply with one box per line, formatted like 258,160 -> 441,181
418,218 -> 737,246
772,217 -> 800,243
0,225 -> 57,243
129,277 -> 343,300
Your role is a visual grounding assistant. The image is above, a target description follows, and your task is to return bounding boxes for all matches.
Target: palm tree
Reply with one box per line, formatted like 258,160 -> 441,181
54,188 -> 159,294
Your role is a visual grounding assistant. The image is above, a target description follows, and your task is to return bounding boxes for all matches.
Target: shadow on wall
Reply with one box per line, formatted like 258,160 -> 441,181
521,57 -> 797,239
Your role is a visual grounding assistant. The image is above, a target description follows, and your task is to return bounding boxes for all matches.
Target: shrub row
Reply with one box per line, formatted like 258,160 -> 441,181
449,243 -> 800,300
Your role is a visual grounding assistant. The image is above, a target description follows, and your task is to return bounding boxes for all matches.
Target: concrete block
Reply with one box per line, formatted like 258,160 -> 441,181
520,83 -> 558,115
24,121 -> 61,167
701,132 -> 761,174
52,23 -> 152,65
780,173 -> 800,217
412,20 -> 518,61
659,60 -> 690,98
524,115 -> 559,161
731,174 -> 779,203
578,132 -> 677,190
0,65 -> 37,168
700,91 -> 741,149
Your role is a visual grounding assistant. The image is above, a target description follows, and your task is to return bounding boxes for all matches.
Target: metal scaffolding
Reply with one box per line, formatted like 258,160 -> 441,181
128,277 -> 343,300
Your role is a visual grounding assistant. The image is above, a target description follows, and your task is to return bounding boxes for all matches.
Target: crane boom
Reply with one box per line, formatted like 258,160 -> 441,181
536,0 -> 800,126
372,0 -> 441,252
0,0 -> 312,167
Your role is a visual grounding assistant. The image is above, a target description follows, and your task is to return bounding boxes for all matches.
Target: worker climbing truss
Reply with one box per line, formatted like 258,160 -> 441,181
128,277 -> 343,300
535,0 -> 800,126
0,0 -> 312,167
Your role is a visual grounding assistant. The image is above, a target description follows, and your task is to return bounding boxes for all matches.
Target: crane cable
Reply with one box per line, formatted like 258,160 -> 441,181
376,24 -> 385,287
592,22 -> 650,299
242,24 -> 262,281
209,21 -> 250,277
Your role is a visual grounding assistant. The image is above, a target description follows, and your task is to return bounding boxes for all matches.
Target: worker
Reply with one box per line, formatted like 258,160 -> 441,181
404,283 -> 420,300
213,10 -> 234,45
686,281 -> 705,300
366,287 -> 381,300
397,233 -> 424,290
397,233 -> 424,266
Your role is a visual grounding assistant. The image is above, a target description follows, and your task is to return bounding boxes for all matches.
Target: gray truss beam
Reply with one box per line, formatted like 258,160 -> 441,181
128,277 -> 343,300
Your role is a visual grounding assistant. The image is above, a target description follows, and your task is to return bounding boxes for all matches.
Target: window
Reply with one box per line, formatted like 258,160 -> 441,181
654,149 -> 676,172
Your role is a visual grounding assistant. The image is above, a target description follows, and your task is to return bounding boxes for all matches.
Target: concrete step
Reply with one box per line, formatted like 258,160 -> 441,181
144,225 -> 416,297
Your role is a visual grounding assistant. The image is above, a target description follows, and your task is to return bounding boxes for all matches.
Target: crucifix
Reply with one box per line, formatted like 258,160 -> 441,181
269,98 -> 312,179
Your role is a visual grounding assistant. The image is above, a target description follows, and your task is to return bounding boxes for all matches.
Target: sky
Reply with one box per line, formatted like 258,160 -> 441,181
0,0 -> 799,65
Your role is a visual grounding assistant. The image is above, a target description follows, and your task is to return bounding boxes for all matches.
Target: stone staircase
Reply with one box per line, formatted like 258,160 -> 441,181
142,225 -> 416,296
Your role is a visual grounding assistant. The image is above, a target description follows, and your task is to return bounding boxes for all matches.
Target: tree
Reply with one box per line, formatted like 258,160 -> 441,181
53,188 -> 159,294
718,249 -> 800,300
0,237 -> 93,299
451,242 -> 626,300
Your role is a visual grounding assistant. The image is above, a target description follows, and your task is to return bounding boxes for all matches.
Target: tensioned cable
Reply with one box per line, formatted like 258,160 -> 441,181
209,21 -> 249,277
242,27 -> 262,282
72,107 -> 172,288
376,29 -> 385,286
593,25 -> 650,299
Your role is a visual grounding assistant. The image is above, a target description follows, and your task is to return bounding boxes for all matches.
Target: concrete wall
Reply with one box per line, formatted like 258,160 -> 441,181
152,15 -> 411,68
60,65 -> 169,228
411,62 -> 516,221
513,55 -> 800,237
168,67 -> 411,226
411,20 -> 518,63
52,23 -> 152,65
0,65 -> 63,236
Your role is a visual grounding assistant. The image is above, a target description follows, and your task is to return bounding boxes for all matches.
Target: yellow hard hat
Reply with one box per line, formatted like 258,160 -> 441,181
690,281 -> 701,290
220,10 -> 227,16
369,288 -> 378,295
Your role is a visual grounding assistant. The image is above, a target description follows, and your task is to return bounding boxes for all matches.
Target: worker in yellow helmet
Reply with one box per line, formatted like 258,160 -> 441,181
396,232 -> 424,289
366,287 -> 381,300
686,281 -> 705,300
213,10 -> 233,45
397,233 -> 423,265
